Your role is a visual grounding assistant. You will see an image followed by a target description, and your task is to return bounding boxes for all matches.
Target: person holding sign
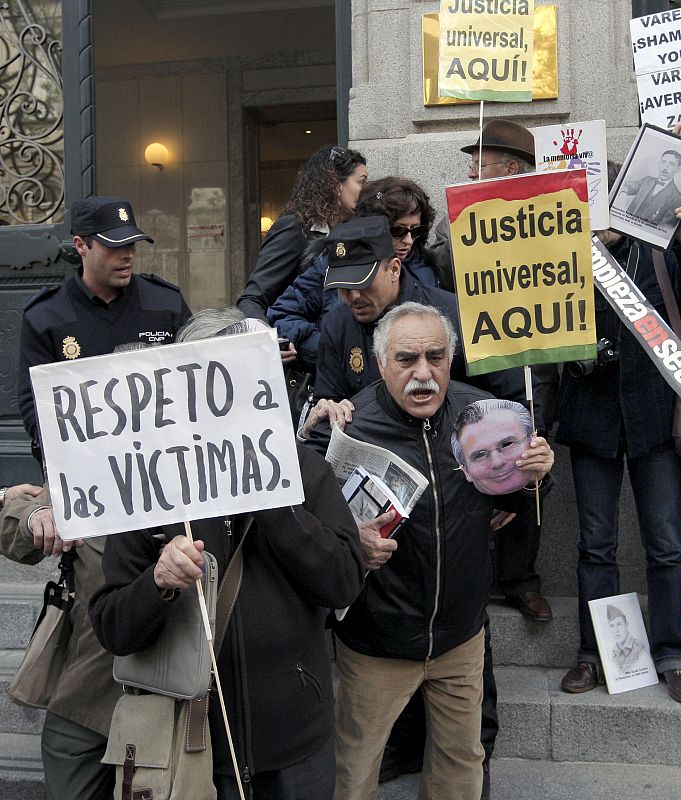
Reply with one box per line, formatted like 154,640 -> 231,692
17,196 -> 191,458
90,307 -> 365,800
307,302 -> 554,800
558,162 -> 681,702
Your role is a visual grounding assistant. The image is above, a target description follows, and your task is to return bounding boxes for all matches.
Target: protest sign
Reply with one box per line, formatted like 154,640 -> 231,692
591,236 -> 681,396
630,9 -> 681,129
445,170 -> 596,375
30,329 -> 304,540
609,123 -> 681,250
533,120 -> 609,230
438,0 -> 534,102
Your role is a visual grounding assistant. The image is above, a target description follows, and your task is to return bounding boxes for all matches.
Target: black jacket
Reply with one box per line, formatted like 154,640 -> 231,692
89,446 -> 364,778
18,271 -> 191,440
556,239 -> 681,458
308,381 -> 546,660
237,214 -> 327,323
314,271 -> 545,429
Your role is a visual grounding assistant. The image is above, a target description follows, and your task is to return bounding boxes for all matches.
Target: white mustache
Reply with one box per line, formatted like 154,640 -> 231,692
404,379 -> 439,396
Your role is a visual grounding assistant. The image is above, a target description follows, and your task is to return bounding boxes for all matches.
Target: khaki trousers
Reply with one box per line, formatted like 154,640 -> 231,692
334,628 -> 485,800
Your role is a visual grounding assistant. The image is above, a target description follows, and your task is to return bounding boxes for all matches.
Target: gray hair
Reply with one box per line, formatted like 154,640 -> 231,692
113,342 -> 152,353
176,307 -> 246,343
497,151 -> 534,174
451,398 -> 533,465
373,302 -> 457,368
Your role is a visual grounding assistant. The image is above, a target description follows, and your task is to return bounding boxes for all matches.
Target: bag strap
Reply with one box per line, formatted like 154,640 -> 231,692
652,248 -> 681,337
58,550 -> 76,595
214,514 -> 254,656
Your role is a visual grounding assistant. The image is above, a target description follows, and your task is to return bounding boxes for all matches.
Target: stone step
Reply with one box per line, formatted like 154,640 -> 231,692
0,585 -> 44,650
487,595 -> 652,669
379,757 -> 681,800
494,666 -> 680,766
0,732 -> 44,800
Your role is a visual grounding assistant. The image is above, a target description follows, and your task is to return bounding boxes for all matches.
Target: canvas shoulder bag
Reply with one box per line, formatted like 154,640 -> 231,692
7,551 -> 76,709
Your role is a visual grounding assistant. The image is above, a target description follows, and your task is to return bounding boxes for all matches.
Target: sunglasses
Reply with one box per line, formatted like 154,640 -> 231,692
329,146 -> 347,162
390,224 -> 427,241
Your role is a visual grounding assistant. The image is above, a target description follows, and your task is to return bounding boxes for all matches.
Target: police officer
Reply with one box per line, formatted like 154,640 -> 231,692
18,196 -> 192,450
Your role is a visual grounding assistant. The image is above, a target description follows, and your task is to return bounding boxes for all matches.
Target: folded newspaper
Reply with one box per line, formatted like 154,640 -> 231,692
326,424 -> 428,622
342,466 -> 408,539
325,423 -> 428,514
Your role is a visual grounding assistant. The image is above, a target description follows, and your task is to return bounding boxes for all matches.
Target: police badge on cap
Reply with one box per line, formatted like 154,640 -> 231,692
70,196 -> 154,248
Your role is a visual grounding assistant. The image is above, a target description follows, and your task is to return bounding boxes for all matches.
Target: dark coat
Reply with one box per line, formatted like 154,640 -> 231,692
307,381 -> 546,660
237,214 -> 327,322
556,238 -> 681,458
89,446 -> 364,778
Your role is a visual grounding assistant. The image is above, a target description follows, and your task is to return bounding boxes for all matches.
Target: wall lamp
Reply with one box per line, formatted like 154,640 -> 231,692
145,142 -> 170,170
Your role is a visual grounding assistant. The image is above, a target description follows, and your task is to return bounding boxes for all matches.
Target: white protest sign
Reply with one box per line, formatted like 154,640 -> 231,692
631,10 -> 681,129
31,329 -> 304,539
533,120 -> 609,230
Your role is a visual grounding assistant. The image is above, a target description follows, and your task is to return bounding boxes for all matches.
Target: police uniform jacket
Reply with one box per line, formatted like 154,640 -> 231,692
314,270 -> 543,428
89,446 -> 364,778
267,249 -> 442,373
18,271 -> 191,440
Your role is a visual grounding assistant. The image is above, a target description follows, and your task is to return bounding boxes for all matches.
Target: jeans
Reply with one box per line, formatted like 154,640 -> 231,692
571,443 -> 681,672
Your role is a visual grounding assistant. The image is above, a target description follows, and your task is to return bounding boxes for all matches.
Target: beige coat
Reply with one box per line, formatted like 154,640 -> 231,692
0,487 -> 121,735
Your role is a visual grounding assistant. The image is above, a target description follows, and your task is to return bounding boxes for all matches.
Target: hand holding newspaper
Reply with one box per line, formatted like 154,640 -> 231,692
325,423 -> 428,620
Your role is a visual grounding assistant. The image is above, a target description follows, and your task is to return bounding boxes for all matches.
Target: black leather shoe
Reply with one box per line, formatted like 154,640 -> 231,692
561,662 -> 602,693
506,591 -> 553,621
664,669 -> 681,702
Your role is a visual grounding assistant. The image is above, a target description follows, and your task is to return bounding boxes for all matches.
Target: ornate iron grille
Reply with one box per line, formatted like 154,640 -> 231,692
0,0 -> 64,225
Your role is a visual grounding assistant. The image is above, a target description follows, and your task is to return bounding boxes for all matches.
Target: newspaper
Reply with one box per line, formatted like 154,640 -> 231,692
325,424 -> 428,514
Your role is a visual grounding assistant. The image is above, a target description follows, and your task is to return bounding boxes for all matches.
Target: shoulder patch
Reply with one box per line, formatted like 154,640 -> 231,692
138,273 -> 181,293
23,285 -> 61,313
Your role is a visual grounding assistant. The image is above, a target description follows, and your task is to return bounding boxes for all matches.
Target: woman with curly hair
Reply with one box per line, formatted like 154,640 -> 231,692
267,176 -> 444,372
237,145 -> 367,329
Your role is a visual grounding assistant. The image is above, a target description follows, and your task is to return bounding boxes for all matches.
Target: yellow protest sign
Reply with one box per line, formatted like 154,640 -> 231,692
438,0 -> 534,102
446,171 -> 597,374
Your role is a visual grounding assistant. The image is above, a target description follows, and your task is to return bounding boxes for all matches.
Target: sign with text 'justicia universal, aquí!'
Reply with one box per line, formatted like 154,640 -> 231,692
438,0 -> 534,102
446,170 -> 597,375
30,330 -> 304,540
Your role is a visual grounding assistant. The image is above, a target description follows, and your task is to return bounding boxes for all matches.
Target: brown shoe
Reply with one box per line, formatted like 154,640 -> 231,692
561,662 -> 602,693
506,591 -> 553,621
664,669 -> 681,702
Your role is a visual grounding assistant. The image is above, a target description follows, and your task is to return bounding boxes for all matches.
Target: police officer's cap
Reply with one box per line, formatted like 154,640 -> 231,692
71,196 -> 154,248
323,215 -> 395,291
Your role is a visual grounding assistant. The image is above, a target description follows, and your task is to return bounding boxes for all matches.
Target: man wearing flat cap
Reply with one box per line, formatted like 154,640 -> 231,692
18,196 -> 191,450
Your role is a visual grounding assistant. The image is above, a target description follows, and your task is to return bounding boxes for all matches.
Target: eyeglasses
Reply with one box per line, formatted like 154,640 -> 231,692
467,434 -> 531,466
390,224 -> 427,241
469,161 -> 505,172
329,146 -> 347,162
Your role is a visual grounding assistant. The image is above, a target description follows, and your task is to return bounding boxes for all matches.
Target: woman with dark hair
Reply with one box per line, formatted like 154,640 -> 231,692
267,177 -> 443,372
237,145 -> 367,328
